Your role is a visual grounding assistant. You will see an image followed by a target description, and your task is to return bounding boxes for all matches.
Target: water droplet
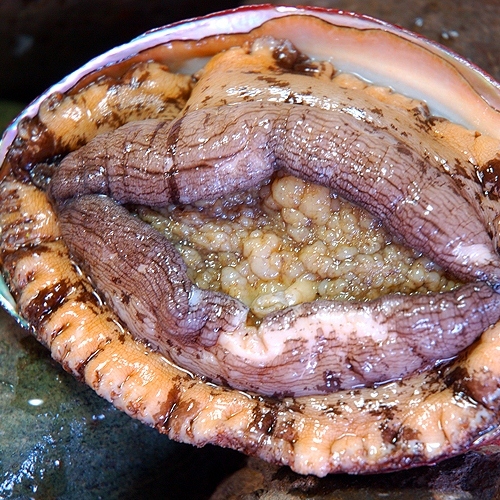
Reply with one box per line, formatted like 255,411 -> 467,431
28,398 -> 44,407
441,30 -> 459,41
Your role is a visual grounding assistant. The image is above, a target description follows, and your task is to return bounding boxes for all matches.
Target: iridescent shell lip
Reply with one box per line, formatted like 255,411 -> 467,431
1,3 -> 499,329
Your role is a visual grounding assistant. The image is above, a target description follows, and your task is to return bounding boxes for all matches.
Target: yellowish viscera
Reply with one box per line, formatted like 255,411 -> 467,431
140,170 -> 460,319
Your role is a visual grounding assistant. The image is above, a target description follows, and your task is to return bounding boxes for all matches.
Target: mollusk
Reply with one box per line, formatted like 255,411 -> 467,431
2,5 -> 500,476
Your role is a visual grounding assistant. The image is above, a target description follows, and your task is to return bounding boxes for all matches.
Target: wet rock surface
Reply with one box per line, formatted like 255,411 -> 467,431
0,311 -> 245,499
211,453 -> 500,499
2,1 -> 500,498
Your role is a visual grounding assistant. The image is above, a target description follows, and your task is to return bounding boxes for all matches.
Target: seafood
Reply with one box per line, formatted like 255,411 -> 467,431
2,5 -> 500,476
55,194 -> 500,395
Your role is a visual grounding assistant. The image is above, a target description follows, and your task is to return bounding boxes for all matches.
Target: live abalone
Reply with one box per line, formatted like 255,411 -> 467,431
2,6 -> 500,476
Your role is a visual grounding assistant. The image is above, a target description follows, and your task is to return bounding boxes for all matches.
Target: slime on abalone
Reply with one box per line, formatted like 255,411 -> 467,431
42,38 -> 500,396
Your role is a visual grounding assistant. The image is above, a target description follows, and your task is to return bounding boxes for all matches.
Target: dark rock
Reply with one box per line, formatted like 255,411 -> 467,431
0,0 -> 240,102
212,450 -> 500,499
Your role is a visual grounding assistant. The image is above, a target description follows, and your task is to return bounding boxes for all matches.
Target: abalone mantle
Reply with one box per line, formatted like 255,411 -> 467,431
2,7 -> 500,477
43,37 -> 500,397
